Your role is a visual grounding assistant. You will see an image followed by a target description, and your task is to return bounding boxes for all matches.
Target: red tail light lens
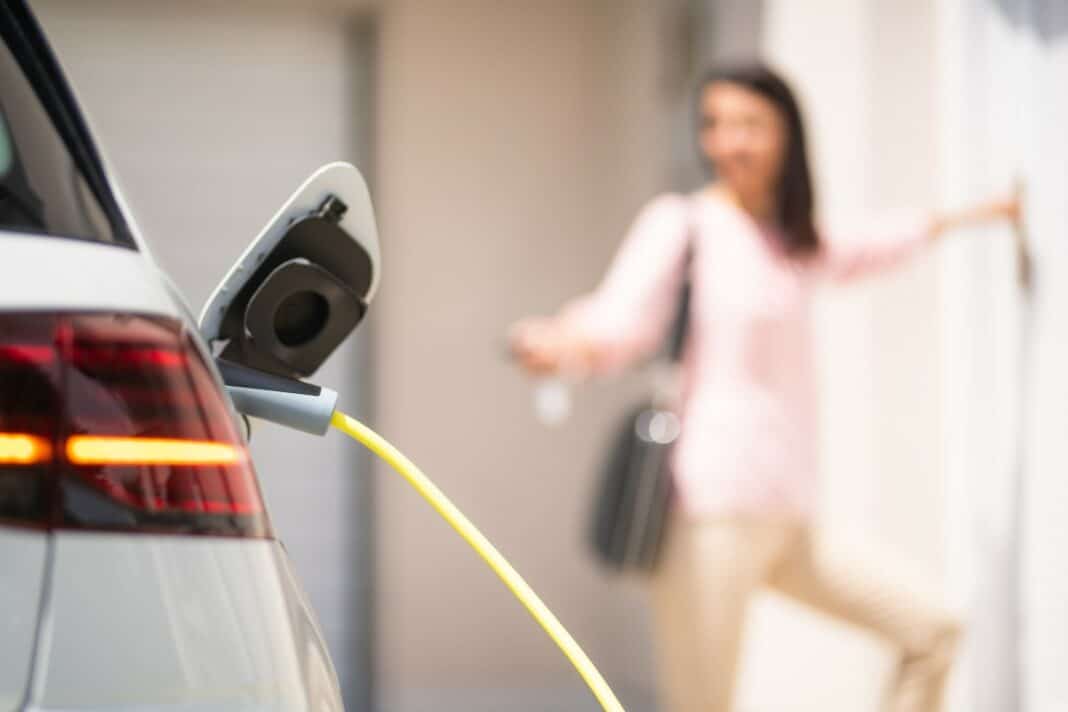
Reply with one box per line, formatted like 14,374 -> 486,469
0,313 -> 270,537
0,316 -> 60,526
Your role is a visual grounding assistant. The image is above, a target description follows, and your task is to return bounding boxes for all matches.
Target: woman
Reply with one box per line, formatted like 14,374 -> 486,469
510,63 -> 1018,712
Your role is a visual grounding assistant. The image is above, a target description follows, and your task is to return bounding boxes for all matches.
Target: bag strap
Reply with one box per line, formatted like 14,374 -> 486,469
664,198 -> 696,363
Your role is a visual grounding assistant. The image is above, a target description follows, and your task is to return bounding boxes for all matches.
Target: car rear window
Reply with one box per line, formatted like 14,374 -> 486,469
0,31 -> 121,244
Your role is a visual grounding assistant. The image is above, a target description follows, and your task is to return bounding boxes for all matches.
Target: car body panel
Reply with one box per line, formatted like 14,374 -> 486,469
25,533 -> 341,711
0,232 -> 176,317
0,528 -> 48,711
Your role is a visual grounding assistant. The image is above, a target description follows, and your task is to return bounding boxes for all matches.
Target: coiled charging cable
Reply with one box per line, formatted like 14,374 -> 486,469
330,410 -> 624,712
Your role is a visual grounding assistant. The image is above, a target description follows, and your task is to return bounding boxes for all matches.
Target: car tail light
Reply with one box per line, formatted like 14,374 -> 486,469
0,313 -> 270,537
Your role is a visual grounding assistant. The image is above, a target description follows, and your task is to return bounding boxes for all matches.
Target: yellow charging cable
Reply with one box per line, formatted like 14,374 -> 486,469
330,410 -> 624,712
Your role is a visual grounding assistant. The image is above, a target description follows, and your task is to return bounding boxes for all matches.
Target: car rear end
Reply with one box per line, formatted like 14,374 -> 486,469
0,3 -> 341,709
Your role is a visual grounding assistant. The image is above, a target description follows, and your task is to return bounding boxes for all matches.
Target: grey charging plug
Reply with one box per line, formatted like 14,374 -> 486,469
216,359 -> 337,436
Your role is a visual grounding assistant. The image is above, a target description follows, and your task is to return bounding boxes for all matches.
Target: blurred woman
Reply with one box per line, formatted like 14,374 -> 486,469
510,63 -> 1018,711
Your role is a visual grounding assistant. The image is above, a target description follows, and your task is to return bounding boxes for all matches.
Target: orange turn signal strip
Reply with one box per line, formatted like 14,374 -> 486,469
0,432 -> 243,467
66,436 -> 243,466
0,433 -> 52,465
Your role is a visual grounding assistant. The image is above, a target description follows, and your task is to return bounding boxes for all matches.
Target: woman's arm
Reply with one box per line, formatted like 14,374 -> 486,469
510,194 -> 691,376
822,194 -> 1020,283
928,195 -> 1021,241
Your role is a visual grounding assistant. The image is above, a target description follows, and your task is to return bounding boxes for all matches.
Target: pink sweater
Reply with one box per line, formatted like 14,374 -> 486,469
566,193 -> 931,518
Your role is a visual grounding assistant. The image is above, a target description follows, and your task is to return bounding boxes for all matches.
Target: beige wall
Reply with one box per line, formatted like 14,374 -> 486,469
372,2 -> 686,708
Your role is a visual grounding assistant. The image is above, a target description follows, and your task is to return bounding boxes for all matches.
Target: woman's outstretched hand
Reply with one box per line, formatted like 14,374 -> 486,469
929,189 -> 1022,240
509,316 -> 593,376
509,317 -> 567,375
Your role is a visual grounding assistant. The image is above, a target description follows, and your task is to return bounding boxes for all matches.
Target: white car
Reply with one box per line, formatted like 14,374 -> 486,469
0,3 -> 363,709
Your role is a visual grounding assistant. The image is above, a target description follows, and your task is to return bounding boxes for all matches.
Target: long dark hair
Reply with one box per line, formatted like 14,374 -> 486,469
698,63 -> 820,256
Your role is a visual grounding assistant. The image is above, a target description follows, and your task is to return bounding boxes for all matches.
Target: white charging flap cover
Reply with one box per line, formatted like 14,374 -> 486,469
199,162 -> 380,378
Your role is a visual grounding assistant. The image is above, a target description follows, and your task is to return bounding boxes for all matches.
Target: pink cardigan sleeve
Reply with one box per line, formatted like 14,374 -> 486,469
819,212 -> 934,282
560,194 -> 690,374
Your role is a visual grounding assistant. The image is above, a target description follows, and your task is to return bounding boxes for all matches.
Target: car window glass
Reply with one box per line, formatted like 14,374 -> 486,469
0,35 -> 117,242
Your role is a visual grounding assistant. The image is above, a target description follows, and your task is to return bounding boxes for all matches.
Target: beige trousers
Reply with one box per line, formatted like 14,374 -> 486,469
649,516 -> 961,712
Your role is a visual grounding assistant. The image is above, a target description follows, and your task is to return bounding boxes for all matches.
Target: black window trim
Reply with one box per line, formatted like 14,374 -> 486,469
0,0 -> 136,248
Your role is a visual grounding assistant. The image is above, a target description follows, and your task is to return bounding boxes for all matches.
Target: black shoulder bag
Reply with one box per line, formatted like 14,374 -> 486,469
587,216 -> 692,573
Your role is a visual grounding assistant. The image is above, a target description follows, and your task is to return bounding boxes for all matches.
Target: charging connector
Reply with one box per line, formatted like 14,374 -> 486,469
216,358 -> 337,435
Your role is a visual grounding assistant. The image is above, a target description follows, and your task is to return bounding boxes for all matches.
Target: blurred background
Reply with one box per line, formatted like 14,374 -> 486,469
29,0 -> 1067,710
